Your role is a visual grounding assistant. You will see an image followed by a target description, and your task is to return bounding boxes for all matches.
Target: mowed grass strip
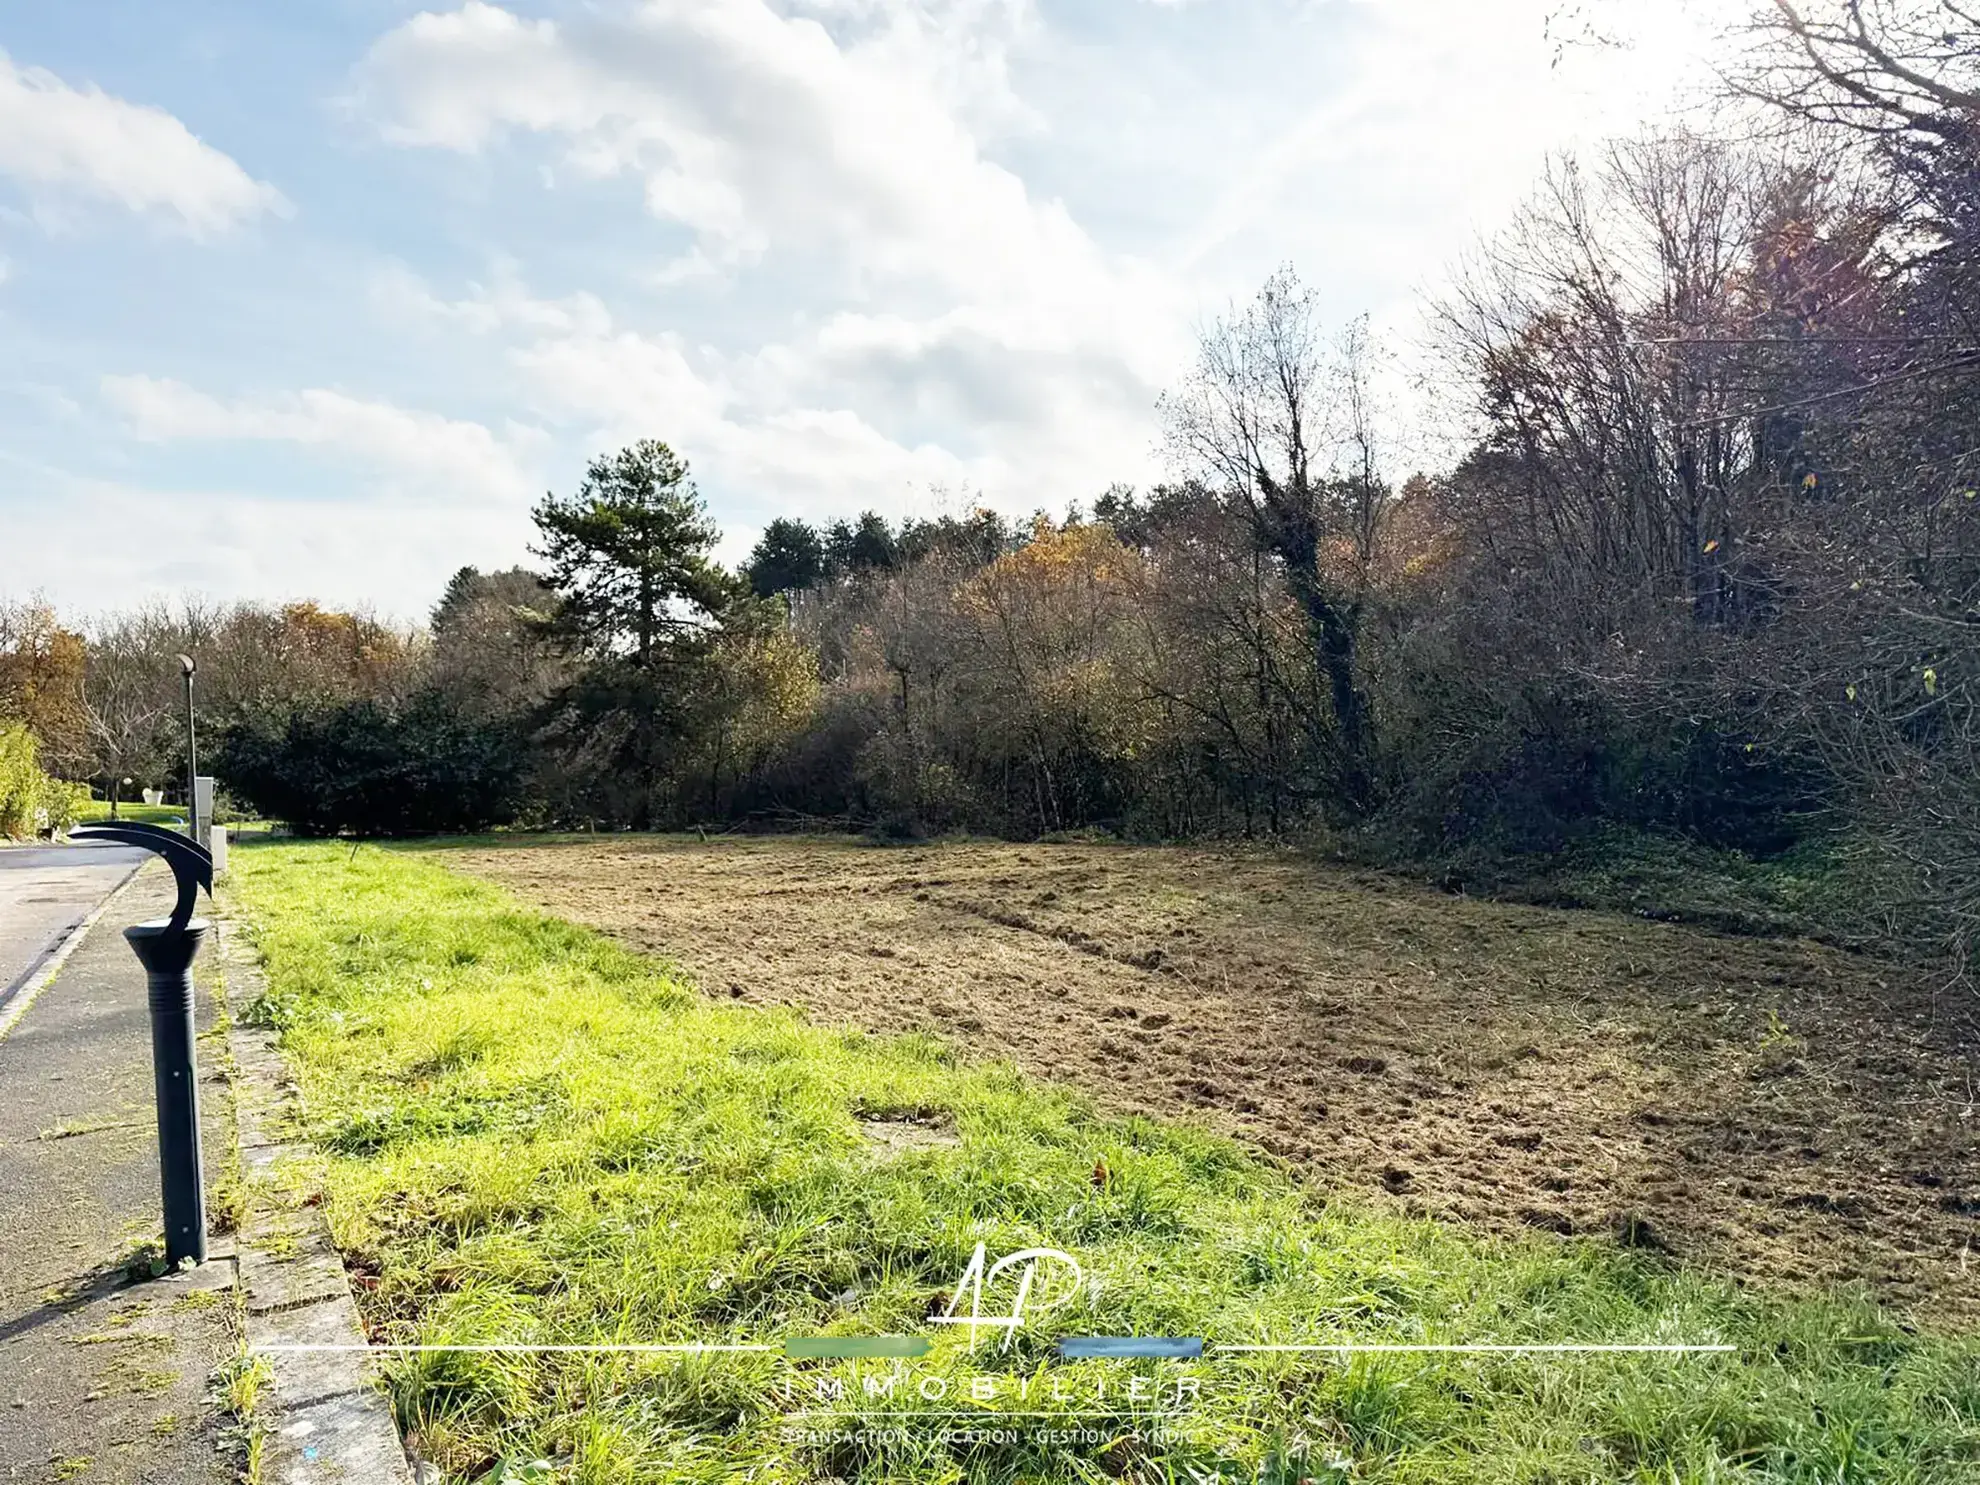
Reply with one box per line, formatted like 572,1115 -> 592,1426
75,799 -> 188,826
227,842 -> 1979,1484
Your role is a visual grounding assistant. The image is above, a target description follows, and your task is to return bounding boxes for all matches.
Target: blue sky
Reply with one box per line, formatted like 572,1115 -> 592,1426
0,0 -> 1714,624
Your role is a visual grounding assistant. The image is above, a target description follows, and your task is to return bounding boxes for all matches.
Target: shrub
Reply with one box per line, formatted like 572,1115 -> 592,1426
215,691 -> 529,837
1372,670 -> 1831,869
0,722 -> 87,838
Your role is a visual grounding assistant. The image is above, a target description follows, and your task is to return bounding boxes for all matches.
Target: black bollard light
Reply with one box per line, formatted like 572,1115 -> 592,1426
71,821 -> 215,1265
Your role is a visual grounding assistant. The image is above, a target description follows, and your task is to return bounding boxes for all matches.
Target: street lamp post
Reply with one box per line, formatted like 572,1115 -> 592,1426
178,654 -> 198,843
69,821 -> 214,1265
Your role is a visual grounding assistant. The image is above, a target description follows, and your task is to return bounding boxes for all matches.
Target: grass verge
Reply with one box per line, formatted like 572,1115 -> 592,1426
74,799 -> 189,827
226,841 -> 1978,1484
1371,824 -> 1929,956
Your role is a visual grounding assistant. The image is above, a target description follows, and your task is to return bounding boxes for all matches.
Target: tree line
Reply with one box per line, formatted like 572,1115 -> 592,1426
3,2 -> 1977,974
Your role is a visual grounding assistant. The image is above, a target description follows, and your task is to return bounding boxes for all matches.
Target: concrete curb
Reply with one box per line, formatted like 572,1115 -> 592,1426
212,911 -> 416,1485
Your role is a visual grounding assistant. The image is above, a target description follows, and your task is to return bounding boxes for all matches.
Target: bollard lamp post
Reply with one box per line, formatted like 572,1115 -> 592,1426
178,654 -> 198,843
70,821 -> 214,1265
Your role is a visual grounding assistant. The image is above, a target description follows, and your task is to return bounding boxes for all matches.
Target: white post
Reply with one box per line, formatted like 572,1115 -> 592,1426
208,824 -> 229,874
193,776 -> 215,845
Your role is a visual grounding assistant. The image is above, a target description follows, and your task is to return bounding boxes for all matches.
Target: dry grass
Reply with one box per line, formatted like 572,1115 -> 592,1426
448,834 -> 1980,1318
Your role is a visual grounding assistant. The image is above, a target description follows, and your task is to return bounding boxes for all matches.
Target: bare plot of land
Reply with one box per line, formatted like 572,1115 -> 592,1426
450,836 -> 1980,1317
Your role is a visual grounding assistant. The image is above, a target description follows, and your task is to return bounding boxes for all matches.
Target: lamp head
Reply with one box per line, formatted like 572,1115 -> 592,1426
69,822 -> 213,936
178,653 -> 196,678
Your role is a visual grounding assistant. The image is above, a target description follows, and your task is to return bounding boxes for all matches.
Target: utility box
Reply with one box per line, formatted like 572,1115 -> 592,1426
193,776 -> 215,842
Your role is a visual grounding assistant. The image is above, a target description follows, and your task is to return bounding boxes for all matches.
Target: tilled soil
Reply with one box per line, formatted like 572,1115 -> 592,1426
449,836 -> 1980,1317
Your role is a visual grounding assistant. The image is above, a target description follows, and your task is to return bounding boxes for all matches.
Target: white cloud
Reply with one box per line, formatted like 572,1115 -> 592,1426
712,408 -> 994,531
344,0 -> 1718,539
1175,0 -> 1722,289
371,257 -> 612,338
100,375 -> 543,504
0,0 -> 1745,619
492,294 -> 998,524
353,3 -> 593,153
46,0 -> 1714,610
0,470 -> 528,625
0,49 -> 289,236
350,1 -> 1159,318
350,2 -> 1189,535
368,259 -> 1147,541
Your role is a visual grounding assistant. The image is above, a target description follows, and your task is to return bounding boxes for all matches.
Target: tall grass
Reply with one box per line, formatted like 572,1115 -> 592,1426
228,841 -> 1979,1484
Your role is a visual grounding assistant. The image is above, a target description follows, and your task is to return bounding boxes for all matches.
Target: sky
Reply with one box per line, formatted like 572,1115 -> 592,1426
0,0 -> 1721,626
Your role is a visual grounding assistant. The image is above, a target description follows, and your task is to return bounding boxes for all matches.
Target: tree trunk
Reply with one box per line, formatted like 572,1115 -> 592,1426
637,571 -> 654,667
1279,538 -> 1375,815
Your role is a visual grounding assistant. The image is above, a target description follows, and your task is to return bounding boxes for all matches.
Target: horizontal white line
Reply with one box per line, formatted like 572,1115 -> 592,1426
1219,1343 -> 1735,1354
258,1343 -> 778,1354
259,1340 -> 1735,1357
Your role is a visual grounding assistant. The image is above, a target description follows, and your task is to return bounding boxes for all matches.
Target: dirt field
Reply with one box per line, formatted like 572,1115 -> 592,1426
450,836 -> 1980,1318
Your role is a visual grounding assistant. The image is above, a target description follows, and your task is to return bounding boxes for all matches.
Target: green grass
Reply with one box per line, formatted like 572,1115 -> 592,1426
212,1342 -> 274,1485
1508,830 -> 1880,940
75,799 -> 188,827
1375,824 -> 1893,949
226,841 -> 1980,1484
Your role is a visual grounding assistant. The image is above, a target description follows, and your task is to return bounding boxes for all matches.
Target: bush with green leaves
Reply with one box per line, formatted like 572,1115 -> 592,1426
214,690 -> 530,838
0,721 -> 86,838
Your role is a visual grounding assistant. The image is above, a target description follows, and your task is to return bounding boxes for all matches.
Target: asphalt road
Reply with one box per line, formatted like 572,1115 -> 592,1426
0,845 -> 149,1010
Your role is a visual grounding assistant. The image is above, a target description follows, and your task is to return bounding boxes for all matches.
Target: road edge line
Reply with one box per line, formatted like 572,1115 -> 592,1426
0,856 -> 145,1043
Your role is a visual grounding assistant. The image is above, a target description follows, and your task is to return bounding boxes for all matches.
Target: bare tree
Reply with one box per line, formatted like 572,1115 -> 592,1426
1160,269 -> 1391,813
78,602 -> 181,811
1707,2 -> 1980,977
1728,1 -> 1980,141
